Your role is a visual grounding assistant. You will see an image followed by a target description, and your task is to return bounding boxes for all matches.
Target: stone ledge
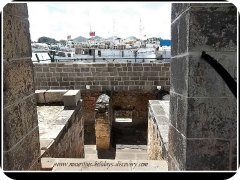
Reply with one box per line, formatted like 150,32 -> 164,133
63,90 -> 81,107
148,100 -> 170,160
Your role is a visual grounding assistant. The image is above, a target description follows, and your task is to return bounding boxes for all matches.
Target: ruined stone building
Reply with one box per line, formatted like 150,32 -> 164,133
2,3 -> 237,171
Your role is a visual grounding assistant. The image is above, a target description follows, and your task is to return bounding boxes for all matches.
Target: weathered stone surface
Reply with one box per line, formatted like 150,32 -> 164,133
63,90 -> 81,107
148,100 -> 169,161
3,14 -> 31,59
168,154 -> 180,171
171,22 -> 178,57
95,112 -> 111,150
3,94 -> 38,151
41,102 -> 84,158
171,3 -> 190,22
3,59 -> 35,107
3,3 -> 28,17
186,139 -> 230,170
178,11 -> 189,54
3,128 -> 40,170
176,95 -> 187,136
188,54 -> 235,97
169,92 -> 177,128
44,90 -> 68,103
187,97 -> 237,139
35,90 -> 46,104
170,57 -> 188,95
168,125 -> 186,170
189,5 -> 237,52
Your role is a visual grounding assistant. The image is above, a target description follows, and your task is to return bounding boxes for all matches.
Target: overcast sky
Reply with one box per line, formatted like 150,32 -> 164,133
27,2 -> 171,41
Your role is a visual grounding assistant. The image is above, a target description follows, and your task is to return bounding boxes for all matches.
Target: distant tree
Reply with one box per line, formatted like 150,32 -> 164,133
59,40 -> 67,46
38,36 -> 57,44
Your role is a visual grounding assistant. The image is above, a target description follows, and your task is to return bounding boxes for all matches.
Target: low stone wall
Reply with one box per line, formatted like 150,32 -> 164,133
36,90 -> 84,159
33,62 -> 170,91
41,102 -> 84,158
147,100 -> 169,160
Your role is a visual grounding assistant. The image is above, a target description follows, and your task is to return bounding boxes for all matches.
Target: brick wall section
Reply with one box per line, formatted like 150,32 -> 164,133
42,102 -> 84,158
33,62 -> 170,91
3,3 -> 41,170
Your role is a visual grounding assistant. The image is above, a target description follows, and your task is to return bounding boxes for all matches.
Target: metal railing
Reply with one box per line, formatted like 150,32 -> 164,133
33,57 -> 171,63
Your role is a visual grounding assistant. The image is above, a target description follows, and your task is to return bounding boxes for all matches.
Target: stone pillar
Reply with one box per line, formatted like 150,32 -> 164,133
169,3 -> 237,170
3,3 -> 41,170
95,94 -> 111,150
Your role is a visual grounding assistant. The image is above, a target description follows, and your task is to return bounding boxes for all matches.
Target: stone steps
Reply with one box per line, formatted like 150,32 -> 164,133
41,157 -> 168,171
84,145 -> 148,160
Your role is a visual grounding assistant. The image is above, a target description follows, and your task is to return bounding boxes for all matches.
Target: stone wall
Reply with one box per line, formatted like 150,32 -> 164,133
148,100 -> 169,160
169,3 -> 237,170
41,101 -> 84,159
82,90 -> 159,145
33,62 -> 170,91
3,3 -> 41,170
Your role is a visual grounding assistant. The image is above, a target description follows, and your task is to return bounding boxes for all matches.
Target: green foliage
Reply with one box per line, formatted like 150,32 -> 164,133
38,36 -> 57,44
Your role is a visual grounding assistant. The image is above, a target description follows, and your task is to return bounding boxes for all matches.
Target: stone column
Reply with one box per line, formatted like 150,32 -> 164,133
169,3 -> 237,170
95,94 -> 111,150
3,3 -> 41,170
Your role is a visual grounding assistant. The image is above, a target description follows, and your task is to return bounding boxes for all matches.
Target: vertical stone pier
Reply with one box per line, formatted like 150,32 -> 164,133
3,3 -> 41,170
95,94 -> 112,151
169,3 -> 237,170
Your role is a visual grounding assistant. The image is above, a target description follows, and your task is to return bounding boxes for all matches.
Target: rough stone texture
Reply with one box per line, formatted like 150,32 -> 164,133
81,90 -> 160,145
81,90 -> 101,144
170,56 -> 188,96
40,102 -> 84,158
44,90 -> 68,104
3,5 -> 32,60
112,90 -> 157,126
170,3 -> 237,171
168,125 -> 186,170
3,59 -> 35,107
34,62 -> 170,91
3,128 -> 40,170
171,3 -> 190,22
147,100 -> 170,161
187,98 -> 237,139
35,90 -> 47,104
95,94 -> 112,151
63,90 -> 81,107
3,3 -> 41,170
189,6 -> 237,52
186,139 -> 230,170
3,94 -> 38,151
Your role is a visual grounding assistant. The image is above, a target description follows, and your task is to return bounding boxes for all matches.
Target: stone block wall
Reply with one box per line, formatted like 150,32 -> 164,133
169,3 -> 237,170
148,100 -> 169,160
80,89 -> 160,145
3,3 -> 41,170
41,101 -> 84,158
33,62 -> 170,91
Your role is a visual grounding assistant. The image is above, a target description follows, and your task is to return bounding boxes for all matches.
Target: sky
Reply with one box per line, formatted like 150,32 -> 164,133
27,2 -> 171,41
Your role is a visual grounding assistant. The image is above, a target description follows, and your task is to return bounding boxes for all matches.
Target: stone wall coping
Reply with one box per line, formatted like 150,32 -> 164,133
149,100 -> 170,150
